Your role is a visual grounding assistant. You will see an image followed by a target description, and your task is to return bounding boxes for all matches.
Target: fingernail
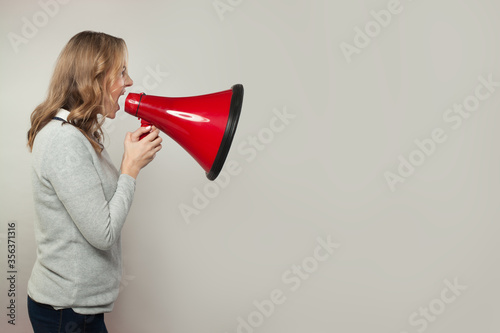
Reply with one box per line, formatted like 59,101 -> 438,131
146,126 -> 151,131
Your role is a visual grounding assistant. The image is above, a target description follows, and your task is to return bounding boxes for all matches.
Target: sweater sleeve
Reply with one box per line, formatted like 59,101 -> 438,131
44,130 -> 136,251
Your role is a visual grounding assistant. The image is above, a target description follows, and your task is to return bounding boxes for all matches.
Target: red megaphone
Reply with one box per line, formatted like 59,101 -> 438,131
124,84 -> 244,181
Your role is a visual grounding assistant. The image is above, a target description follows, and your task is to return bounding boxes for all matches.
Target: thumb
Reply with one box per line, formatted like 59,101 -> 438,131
131,125 -> 152,141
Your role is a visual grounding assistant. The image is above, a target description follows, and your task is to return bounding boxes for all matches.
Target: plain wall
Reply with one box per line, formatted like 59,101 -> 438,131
1,0 -> 500,332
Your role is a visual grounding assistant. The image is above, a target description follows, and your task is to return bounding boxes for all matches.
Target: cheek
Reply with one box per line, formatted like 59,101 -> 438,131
111,78 -> 124,93
112,86 -> 121,99
118,77 -> 126,87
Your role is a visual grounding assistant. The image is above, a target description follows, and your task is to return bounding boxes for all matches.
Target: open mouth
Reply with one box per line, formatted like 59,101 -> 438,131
117,90 -> 126,111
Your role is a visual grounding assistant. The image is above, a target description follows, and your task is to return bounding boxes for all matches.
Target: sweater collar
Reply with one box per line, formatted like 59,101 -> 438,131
55,109 -> 70,121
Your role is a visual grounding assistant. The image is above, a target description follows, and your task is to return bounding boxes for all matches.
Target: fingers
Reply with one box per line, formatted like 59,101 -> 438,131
131,125 -> 153,141
153,142 -> 162,153
142,126 -> 161,142
142,128 -> 163,159
151,134 -> 163,146
143,144 -> 162,165
148,138 -> 162,158
121,125 -> 164,178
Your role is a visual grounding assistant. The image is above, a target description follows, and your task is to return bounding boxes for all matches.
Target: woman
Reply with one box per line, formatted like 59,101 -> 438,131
26,31 -> 162,332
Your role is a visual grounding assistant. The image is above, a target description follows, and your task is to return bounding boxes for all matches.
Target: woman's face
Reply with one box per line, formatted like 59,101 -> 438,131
106,65 -> 133,119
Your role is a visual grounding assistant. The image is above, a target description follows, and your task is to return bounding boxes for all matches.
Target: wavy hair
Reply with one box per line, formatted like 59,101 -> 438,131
27,31 -> 128,153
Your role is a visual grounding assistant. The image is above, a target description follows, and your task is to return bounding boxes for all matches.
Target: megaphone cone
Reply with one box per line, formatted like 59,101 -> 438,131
124,84 -> 244,180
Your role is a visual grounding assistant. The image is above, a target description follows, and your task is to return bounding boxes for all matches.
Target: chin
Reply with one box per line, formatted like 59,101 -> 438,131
104,105 -> 119,119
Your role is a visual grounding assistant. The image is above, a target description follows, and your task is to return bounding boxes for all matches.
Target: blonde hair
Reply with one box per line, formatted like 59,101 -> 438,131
27,31 -> 128,153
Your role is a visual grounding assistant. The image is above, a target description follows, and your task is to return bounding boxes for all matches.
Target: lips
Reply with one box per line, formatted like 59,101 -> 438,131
116,90 -> 126,111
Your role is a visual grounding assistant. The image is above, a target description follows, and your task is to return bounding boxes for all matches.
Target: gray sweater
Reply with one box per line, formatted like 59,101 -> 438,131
28,109 -> 136,314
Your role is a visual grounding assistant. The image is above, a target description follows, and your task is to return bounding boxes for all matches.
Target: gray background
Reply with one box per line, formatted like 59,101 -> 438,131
1,0 -> 500,332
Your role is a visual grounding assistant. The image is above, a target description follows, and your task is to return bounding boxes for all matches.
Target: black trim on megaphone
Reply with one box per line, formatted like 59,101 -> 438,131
135,93 -> 146,117
207,84 -> 244,181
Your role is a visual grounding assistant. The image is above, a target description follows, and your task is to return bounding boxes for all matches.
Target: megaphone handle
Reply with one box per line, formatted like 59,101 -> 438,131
139,118 -> 153,140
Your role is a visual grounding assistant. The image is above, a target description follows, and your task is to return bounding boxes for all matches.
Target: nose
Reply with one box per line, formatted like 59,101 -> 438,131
126,74 -> 133,87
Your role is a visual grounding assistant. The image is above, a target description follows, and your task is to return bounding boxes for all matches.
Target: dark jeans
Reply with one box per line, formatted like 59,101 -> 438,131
28,296 -> 108,333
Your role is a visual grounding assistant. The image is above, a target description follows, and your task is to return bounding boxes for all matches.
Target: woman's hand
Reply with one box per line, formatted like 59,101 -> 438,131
120,126 -> 163,179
